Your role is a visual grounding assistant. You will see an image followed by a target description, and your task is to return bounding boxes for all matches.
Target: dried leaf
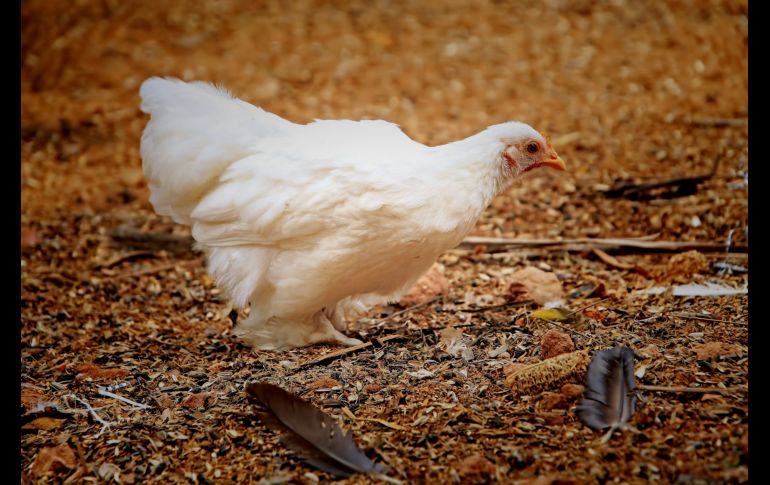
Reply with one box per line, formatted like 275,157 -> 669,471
576,347 -> 637,439
31,443 -> 77,476
180,392 -> 214,409
98,463 -> 121,481
362,418 -> 406,431
692,342 -> 740,360
666,250 -> 709,280
75,363 -> 129,380
532,308 -> 569,321
22,417 -> 67,431
438,326 -> 474,360
507,267 -> 565,305
592,248 -> 635,270
246,383 -> 390,479
408,368 -> 436,380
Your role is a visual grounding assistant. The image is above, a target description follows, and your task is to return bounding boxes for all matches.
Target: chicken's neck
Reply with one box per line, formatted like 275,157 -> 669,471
422,134 -> 511,236
430,133 -> 509,208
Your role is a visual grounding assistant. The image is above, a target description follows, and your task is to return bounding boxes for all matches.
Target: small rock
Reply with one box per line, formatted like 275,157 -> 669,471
560,383 -> 584,399
399,263 -> 448,306
458,454 -> 497,483
363,383 -> 381,393
540,329 -> 575,360
541,413 -> 565,425
538,391 -> 568,411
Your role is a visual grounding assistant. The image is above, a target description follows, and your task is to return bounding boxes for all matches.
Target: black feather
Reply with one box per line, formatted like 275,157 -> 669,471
246,382 -> 389,478
576,347 -> 637,432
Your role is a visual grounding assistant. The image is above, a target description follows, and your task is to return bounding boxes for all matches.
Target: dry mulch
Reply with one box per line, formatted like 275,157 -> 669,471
22,1 -> 747,483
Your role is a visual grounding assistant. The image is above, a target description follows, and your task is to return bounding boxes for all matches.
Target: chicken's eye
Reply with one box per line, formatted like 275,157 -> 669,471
526,142 -> 539,154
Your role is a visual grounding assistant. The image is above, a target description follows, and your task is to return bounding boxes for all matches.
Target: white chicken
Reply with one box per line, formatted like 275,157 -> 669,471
139,77 -> 566,350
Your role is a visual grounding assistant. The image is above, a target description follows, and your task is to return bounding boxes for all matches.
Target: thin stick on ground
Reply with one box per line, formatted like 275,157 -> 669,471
637,384 -> 748,394
374,296 -> 442,325
459,236 -> 748,253
65,394 -> 116,437
459,300 -> 533,313
297,334 -> 404,370
97,386 -> 151,410
669,313 -> 748,325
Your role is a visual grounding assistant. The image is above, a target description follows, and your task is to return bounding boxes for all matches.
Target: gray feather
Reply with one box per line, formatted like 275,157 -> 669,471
576,347 -> 637,431
247,382 -> 389,477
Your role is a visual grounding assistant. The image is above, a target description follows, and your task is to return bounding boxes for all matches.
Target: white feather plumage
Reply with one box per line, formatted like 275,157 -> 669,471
139,77 -> 564,349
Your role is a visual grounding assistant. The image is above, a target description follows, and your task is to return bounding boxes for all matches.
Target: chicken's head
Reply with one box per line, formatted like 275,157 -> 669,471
499,127 -> 566,175
502,130 -> 567,173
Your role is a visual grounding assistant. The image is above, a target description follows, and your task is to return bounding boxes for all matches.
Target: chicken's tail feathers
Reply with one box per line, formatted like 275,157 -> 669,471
139,77 -> 295,224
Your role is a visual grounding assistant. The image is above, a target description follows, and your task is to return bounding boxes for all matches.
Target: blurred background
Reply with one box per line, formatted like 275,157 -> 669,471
21,0 -> 748,241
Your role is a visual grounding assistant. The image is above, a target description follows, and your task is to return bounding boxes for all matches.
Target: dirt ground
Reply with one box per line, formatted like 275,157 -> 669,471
21,0 -> 748,483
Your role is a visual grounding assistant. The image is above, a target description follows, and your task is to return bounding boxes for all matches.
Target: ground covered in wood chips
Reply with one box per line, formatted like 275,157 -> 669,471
21,1 -> 748,483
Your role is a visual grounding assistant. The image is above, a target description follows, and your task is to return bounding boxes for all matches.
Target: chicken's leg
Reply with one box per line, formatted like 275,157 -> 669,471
234,310 -> 362,349
308,312 -> 363,347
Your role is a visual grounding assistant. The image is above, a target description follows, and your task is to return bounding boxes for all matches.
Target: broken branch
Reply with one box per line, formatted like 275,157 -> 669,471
637,384 -> 747,394
459,236 -> 747,253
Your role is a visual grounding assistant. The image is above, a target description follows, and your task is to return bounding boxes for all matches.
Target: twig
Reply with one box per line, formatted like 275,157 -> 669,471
591,248 -> 635,270
603,174 -> 713,200
109,226 -> 195,254
566,297 -> 612,317
65,394 -> 116,437
637,384 -> 747,394
97,386 -> 151,410
93,250 -> 157,269
537,318 -> 589,338
373,473 -> 404,485
689,117 -> 747,128
669,313 -> 747,325
374,296 -> 442,325
297,334 -> 405,370
63,435 -> 90,484
460,236 -> 747,253
604,154 -> 720,200
299,341 -> 373,370
454,300 -> 532,314
458,300 -> 533,313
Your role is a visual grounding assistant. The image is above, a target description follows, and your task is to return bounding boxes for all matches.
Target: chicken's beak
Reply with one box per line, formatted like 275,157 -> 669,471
541,155 -> 567,172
